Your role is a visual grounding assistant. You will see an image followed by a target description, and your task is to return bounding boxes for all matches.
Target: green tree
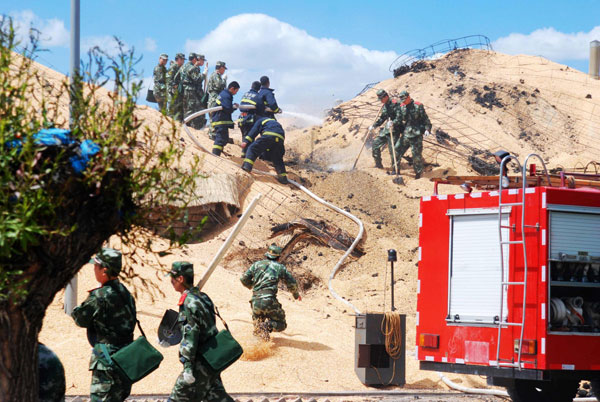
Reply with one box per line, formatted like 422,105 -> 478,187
0,18 -> 202,400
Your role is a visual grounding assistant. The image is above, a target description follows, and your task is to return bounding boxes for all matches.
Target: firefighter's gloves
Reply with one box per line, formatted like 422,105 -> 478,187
424,130 -> 431,137
368,125 -> 374,131
158,339 -> 171,348
386,120 -> 392,129
233,103 -> 239,109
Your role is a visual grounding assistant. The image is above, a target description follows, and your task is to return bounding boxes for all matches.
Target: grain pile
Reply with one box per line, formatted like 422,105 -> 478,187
38,48 -> 600,396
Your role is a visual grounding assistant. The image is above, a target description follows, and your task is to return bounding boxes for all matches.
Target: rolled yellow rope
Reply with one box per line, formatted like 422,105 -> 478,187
381,311 -> 403,359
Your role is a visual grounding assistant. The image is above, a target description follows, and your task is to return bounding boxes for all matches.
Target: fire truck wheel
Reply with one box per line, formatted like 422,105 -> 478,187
506,379 -> 579,402
590,378 -> 600,401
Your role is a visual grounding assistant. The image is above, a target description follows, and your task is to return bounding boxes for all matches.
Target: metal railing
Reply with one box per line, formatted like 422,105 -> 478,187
389,35 -> 492,76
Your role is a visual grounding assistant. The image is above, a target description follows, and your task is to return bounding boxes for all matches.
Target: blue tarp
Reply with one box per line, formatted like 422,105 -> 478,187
7,128 -> 100,174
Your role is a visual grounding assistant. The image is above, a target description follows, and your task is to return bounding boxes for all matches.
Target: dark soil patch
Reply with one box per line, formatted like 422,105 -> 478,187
434,129 -> 459,145
447,65 -> 466,78
448,84 -> 466,96
393,60 -> 436,78
326,107 -> 345,123
471,85 -> 504,110
469,153 -> 499,175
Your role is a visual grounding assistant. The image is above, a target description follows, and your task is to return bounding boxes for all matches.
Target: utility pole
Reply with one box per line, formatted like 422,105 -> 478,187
64,0 -> 80,315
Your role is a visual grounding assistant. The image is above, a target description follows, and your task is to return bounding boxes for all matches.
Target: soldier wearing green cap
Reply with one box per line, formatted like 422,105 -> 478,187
207,61 -> 228,140
154,53 -> 169,112
178,53 -> 208,129
240,244 -> 301,340
394,90 -> 432,179
71,247 -> 137,401
167,53 -> 186,121
166,262 -> 233,402
369,88 -> 404,170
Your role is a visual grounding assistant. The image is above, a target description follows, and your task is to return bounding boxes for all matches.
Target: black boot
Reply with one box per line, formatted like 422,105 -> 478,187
241,161 -> 253,172
374,159 -> 384,169
277,174 -> 289,184
212,148 -> 222,156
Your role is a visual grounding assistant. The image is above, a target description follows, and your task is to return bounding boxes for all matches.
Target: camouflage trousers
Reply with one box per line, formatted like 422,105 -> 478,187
183,89 -> 206,129
207,94 -> 219,138
372,129 -> 398,169
250,296 -> 287,332
394,134 -> 424,175
168,361 -> 233,402
169,91 -> 184,122
155,95 -> 167,114
90,367 -> 131,402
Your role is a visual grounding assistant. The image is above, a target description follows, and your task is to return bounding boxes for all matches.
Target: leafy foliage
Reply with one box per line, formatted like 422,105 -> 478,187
0,17 -> 203,304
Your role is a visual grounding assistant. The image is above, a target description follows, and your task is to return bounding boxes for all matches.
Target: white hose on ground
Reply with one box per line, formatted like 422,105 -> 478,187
439,372 -> 597,401
287,178 -> 363,315
438,372 -> 508,397
182,114 -> 364,314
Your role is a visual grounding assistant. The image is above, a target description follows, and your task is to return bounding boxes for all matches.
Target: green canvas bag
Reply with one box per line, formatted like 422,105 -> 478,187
100,284 -> 164,383
100,321 -> 164,383
107,333 -> 164,382
198,306 -> 243,373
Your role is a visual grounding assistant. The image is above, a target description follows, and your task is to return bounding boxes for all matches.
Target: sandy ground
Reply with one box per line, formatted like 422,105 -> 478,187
37,48 -> 600,397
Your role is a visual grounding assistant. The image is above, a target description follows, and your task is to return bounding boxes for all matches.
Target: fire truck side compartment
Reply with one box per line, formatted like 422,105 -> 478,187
417,186 -> 600,379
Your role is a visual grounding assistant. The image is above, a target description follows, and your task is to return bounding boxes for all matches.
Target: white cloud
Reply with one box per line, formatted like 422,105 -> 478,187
81,36 -> 128,57
10,9 -> 69,48
144,37 -> 157,52
493,26 -> 600,60
185,13 -> 398,117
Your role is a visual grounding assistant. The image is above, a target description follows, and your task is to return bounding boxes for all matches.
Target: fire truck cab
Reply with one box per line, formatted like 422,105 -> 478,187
416,155 -> 600,401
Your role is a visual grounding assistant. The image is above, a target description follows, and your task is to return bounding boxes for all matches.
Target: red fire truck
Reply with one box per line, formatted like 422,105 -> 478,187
416,154 -> 600,402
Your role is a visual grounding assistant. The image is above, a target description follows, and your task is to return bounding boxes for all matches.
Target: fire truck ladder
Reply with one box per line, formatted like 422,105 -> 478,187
495,154 -> 551,369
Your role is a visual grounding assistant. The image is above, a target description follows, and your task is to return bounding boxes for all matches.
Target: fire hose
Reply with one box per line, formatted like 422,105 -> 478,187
551,297 -> 585,326
182,108 -> 364,314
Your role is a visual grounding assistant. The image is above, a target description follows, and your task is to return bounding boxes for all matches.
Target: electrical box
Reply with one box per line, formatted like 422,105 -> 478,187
354,313 -> 405,386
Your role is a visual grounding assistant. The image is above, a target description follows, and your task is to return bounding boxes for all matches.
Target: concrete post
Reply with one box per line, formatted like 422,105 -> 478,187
589,40 -> 600,79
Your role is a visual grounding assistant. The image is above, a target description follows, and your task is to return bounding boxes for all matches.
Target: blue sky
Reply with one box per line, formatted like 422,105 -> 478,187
4,1 -> 600,119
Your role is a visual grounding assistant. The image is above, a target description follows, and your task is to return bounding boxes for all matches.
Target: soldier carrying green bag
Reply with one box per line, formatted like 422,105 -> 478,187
166,262 -> 233,402
71,247 -> 136,401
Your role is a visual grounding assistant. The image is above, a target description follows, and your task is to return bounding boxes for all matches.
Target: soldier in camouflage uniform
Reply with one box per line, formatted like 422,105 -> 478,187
394,90 -> 432,179
240,244 -> 301,340
71,248 -> 137,402
166,262 -> 233,402
153,53 -> 169,112
180,53 -> 209,129
370,89 -> 403,170
167,53 -> 185,122
38,343 -> 66,402
207,61 -> 227,140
